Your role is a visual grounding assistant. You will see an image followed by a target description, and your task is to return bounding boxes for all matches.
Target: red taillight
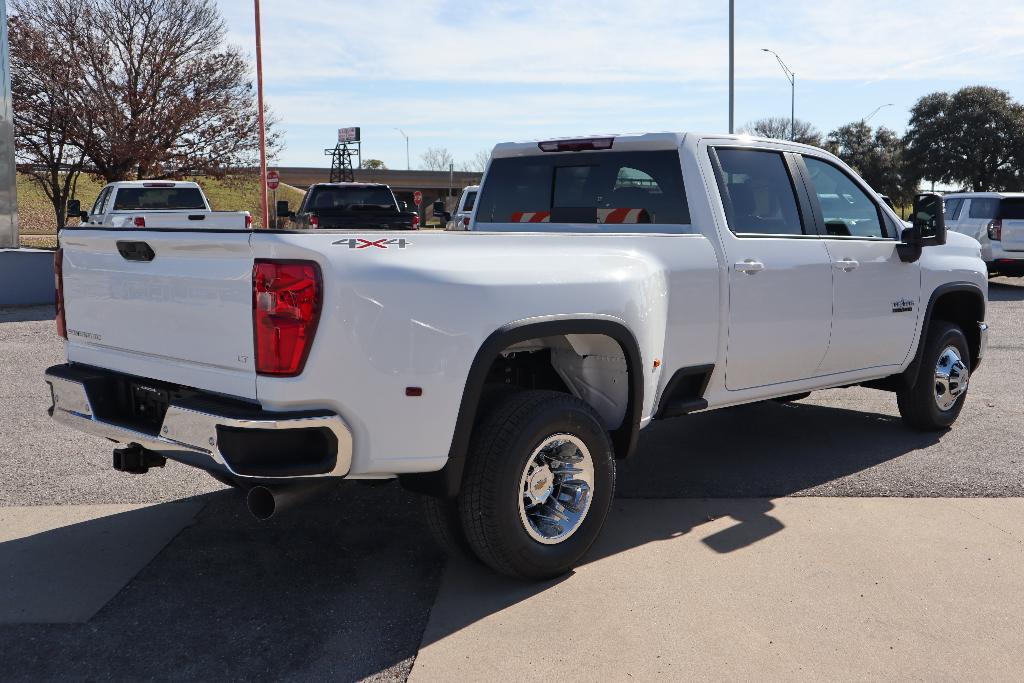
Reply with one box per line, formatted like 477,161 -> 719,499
310,215 -> 320,229
538,137 -> 615,152
411,214 -> 420,229
462,216 -> 470,227
988,218 -> 1002,241
252,260 -> 322,376
133,216 -> 146,227
55,248 -> 67,339
246,214 -> 254,229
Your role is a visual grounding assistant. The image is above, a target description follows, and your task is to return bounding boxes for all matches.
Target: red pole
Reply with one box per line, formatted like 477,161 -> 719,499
253,0 -> 269,229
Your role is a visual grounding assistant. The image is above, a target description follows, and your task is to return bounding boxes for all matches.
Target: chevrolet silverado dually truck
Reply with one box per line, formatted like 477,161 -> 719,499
46,133 -> 989,580
67,181 -> 252,229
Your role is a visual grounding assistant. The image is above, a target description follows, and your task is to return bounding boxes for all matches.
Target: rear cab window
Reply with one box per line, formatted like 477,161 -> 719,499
113,187 -> 207,211
998,198 -> 1024,220
461,191 -> 477,213
307,185 -> 397,211
474,150 -> 690,230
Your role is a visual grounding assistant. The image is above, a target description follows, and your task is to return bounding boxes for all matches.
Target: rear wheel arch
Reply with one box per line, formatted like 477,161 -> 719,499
399,316 -> 644,498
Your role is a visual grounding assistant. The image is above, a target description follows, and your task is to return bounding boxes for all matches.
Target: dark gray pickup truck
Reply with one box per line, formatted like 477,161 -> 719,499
280,182 -> 420,230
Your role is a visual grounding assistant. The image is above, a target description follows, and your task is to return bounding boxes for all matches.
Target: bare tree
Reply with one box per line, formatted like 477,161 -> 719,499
420,147 -> 454,171
740,117 -> 822,147
8,10 -> 87,226
11,0 -> 281,184
463,149 -> 491,173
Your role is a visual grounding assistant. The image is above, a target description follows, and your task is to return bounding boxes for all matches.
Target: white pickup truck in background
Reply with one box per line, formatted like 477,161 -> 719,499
68,180 -> 252,229
47,133 -> 988,580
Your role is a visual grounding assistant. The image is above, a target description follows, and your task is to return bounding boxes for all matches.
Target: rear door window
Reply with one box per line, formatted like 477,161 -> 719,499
944,197 -> 964,220
968,198 -> 999,219
461,190 -> 477,212
998,198 -> 1024,220
475,150 -> 689,227
712,148 -> 805,236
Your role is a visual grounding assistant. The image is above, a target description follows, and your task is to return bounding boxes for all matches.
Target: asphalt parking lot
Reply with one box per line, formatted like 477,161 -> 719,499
1,279 -> 1022,680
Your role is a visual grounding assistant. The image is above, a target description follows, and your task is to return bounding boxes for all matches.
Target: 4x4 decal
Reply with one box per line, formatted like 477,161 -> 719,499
333,238 -> 411,249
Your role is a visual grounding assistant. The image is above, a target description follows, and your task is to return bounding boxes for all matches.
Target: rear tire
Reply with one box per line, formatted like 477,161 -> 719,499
422,495 -> 473,556
458,390 -> 615,580
897,321 -> 971,431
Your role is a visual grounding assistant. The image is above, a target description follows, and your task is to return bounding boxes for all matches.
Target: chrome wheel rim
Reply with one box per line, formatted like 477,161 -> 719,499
934,345 -> 968,412
518,434 -> 595,545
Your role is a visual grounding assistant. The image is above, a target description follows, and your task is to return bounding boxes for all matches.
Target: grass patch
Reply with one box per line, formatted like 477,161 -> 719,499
17,173 -> 306,233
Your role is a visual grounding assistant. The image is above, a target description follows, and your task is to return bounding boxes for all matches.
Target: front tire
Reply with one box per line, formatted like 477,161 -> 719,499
458,390 -> 615,580
897,321 -> 971,430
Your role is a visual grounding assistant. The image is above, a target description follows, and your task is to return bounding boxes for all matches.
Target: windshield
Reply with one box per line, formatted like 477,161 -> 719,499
113,187 -> 206,210
309,186 -> 396,211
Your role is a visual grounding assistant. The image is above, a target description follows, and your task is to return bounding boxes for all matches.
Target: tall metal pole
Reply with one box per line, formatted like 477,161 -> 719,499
762,48 -> 796,140
728,0 -> 734,134
253,0 -> 269,229
790,74 -> 795,141
394,128 -> 410,170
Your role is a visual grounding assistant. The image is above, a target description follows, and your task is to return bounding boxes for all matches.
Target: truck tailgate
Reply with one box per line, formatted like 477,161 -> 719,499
1000,218 -> 1024,251
60,230 -> 257,399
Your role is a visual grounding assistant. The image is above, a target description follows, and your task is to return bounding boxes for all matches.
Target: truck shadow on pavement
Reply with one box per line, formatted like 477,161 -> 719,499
0,400 -> 943,679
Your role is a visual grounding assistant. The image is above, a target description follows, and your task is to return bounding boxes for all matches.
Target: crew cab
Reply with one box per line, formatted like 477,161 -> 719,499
279,182 -> 419,230
943,192 -> 1024,276
68,181 -> 252,229
46,133 -> 988,580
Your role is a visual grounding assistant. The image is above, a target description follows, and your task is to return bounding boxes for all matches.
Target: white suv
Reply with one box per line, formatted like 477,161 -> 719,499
944,192 -> 1024,276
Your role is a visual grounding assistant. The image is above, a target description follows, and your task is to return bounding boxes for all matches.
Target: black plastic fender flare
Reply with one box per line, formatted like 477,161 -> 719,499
400,316 -> 644,498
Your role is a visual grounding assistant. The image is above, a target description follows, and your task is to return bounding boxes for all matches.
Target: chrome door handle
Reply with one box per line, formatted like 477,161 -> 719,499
735,259 -> 764,274
834,258 -> 859,272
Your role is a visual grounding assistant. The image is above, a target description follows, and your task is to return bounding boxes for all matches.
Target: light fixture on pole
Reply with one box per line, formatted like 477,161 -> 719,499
761,48 -> 795,141
253,0 -> 269,229
863,103 -> 894,124
394,128 -> 410,171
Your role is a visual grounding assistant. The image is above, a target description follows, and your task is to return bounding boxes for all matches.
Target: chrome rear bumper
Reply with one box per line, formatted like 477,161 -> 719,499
45,365 -> 352,480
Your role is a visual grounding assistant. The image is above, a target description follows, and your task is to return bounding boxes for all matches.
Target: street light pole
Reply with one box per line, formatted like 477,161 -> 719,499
728,0 -> 734,134
394,128 -> 410,170
761,48 -> 795,141
863,103 -> 894,124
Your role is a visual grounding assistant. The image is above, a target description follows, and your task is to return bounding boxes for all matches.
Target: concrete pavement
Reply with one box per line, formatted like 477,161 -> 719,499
412,498 -> 1024,681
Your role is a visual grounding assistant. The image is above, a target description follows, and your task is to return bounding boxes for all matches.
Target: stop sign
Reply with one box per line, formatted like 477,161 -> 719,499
413,190 -> 423,207
266,170 -> 280,190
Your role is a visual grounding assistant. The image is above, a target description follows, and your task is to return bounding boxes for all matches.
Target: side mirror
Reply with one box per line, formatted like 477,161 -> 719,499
67,199 -> 82,221
912,192 -> 946,246
276,200 -> 293,218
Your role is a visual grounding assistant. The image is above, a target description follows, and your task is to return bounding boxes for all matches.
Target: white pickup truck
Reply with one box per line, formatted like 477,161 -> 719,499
68,180 -> 252,229
46,133 -> 988,579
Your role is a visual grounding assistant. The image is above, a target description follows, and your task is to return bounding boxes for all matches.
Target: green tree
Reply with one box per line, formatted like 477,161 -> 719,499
827,122 -> 913,208
903,86 -> 1024,191
360,159 -> 387,170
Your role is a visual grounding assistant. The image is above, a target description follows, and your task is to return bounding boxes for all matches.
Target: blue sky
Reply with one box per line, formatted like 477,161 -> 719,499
218,0 -> 1024,169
